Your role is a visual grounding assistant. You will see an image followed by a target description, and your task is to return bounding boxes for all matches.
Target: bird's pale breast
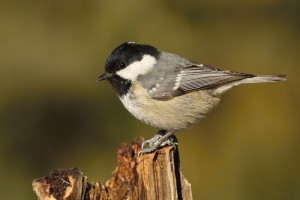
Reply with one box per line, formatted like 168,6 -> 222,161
119,82 -> 220,130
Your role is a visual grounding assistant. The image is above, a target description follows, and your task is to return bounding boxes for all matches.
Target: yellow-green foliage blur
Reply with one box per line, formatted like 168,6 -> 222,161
1,0 -> 299,199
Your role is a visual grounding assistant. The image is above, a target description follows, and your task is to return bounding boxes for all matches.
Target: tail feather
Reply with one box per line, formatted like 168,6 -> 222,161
242,74 -> 287,84
214,74 -> 287,95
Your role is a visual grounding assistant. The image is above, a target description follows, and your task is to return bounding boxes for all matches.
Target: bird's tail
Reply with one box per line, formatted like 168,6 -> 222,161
241,74 -> 287,84
214,74 -> 287,95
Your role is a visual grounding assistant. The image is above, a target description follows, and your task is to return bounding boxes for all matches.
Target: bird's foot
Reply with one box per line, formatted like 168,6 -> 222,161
137,130 -> 177,156
141,134 -> 162,150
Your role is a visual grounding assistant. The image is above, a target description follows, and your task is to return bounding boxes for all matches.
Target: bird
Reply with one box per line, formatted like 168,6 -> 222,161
97,42 -> 286,155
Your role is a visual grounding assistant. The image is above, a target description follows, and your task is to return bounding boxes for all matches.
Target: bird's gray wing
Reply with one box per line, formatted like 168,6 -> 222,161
149,64 -> 254,100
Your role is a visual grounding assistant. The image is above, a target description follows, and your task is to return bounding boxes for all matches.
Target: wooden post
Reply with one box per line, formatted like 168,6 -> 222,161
32,138 -> 193,200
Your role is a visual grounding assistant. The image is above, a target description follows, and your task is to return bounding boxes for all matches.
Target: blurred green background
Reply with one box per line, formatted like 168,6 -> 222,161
1,0 -> 299,199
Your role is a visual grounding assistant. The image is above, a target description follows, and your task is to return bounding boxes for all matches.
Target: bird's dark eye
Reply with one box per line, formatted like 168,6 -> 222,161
119,62 -> 126,68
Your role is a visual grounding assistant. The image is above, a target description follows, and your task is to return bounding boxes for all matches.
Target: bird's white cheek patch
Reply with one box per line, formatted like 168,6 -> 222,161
116,55 -> 156,81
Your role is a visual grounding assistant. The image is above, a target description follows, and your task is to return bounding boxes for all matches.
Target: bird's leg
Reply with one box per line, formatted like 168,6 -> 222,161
159,134 -> 178,148
141,130 -> 166,149
138,129 -> 177,156
151,129 -> 176,148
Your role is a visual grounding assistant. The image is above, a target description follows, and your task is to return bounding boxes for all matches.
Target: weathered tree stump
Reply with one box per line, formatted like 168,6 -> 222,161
32,138 -> 193,200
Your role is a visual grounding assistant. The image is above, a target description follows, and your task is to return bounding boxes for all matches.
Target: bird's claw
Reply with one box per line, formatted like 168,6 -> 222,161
141,134 -> 162,149
137,133 -> 177,157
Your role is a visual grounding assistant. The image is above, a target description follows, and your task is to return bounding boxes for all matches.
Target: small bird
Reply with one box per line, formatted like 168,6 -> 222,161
97,42 -> 286,155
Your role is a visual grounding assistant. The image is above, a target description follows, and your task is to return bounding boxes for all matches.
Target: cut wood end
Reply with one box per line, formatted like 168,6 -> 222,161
32,168 -> 84,200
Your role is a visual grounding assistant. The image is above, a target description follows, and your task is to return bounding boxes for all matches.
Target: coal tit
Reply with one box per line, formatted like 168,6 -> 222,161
97,42 -> 286,155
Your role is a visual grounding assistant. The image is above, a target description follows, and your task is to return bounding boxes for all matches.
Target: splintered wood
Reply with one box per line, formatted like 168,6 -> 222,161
32,138 -> 193,200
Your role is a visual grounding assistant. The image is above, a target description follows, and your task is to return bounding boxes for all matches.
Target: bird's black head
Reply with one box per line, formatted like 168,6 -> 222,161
97,42 -> 160,96
105,42 -> 160,74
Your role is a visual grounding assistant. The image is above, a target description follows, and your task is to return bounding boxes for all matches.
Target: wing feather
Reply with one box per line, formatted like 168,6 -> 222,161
149,64 -> 254,100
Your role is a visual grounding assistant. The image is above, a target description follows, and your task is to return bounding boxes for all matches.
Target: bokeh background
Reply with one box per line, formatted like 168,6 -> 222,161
1,0 -> 299,199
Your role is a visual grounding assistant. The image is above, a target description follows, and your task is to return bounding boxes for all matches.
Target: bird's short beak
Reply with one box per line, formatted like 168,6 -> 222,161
97,72 -> 112,82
